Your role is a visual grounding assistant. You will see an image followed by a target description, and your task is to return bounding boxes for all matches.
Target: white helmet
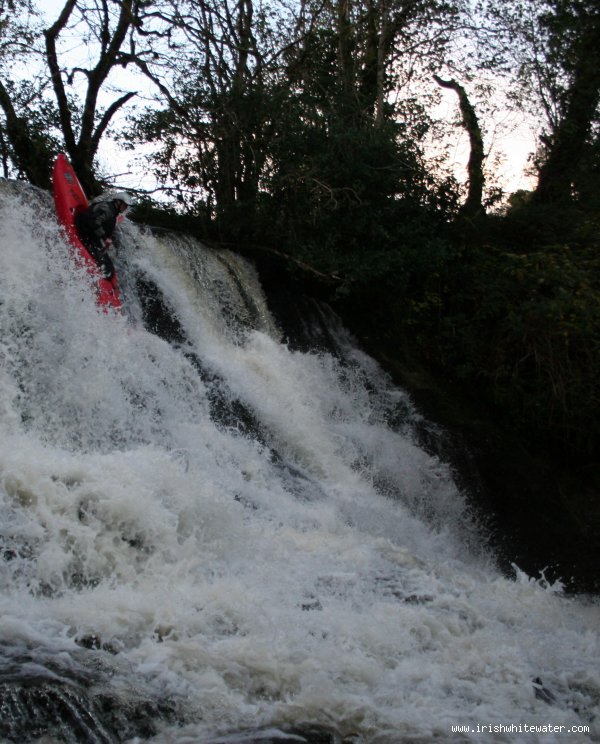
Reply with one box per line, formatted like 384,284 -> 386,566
112,191 -> 134,206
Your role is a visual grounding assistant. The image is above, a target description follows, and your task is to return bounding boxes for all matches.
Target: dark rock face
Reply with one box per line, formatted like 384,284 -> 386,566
0,676 -> 175,743
0,678 -> 117,744
0,669 -> 348,744
0,644 -> 355,744
0,646 -> 176,744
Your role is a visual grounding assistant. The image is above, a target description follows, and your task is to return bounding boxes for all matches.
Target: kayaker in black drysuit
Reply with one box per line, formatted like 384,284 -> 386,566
75,191 -> 133,279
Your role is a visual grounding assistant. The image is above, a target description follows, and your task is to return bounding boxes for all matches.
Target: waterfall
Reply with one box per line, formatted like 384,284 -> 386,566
0,182 -> 598,743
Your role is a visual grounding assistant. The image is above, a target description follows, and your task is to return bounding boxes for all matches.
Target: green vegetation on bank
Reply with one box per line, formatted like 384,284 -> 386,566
330,205 -> 600,465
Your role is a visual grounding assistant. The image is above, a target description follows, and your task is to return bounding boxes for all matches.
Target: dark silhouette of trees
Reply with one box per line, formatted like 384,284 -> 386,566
43,0 -> 147,194
0,1 -> 57,187
1,0 -> 164,192
479,0 -> 600,205
533,0 -> 600,203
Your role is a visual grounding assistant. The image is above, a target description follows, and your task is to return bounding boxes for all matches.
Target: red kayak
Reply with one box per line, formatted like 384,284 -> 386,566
52,153 -> 121,310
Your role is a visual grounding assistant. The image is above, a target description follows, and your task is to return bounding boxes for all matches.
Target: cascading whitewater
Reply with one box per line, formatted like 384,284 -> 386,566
0,182 -> 598,743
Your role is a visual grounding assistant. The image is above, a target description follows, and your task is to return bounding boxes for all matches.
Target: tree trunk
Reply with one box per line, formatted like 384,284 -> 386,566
374,0 -> 389,128
334,0 -> 357,121
434,74 -> 485,219
359,0 -> 390,126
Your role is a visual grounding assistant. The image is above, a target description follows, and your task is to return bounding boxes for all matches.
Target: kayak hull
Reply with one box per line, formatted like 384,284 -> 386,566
52,154 -> 121,310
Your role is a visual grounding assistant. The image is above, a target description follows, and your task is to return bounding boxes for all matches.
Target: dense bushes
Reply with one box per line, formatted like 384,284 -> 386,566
440,239 -> 599,456
332,206 -> 600,464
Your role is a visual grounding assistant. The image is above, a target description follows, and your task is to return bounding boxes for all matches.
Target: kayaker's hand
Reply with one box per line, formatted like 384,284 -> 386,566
100,256 -> 115,279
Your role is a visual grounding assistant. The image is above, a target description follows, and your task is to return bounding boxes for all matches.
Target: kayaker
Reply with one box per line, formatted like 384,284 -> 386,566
75,191 -> 133,279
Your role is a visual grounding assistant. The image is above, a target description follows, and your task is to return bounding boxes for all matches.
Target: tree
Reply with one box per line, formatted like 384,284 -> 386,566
129,0 -> 466,243
0,0 -> 167,192
434,74 -> 485,218
0,79 -> 61,186
479,0 -> 600,205
0,0 -> 57,187
533,0 -> 600,203
127,0 -> 307,230
43,0 -> 146,193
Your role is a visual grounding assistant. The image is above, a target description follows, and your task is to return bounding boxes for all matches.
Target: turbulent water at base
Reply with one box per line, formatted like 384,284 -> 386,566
0,182 -> 598,744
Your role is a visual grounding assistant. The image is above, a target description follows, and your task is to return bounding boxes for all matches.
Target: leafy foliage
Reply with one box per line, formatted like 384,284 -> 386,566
351,203 -> 600,461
